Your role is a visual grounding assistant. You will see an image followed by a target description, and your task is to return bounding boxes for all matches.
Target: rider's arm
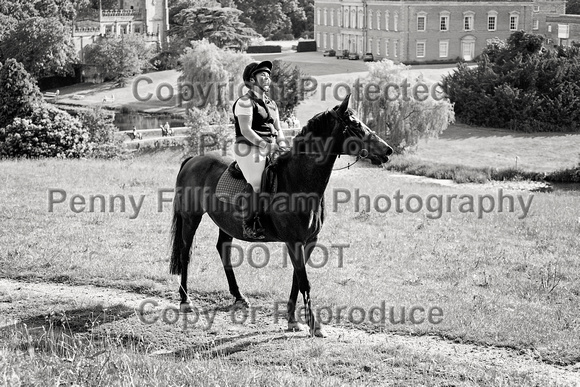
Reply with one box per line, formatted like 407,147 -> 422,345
272,108 -> 288,148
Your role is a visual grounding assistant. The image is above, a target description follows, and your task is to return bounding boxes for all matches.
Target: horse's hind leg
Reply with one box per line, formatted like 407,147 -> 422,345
179,215 -> 202,312
216,229 -> 249,308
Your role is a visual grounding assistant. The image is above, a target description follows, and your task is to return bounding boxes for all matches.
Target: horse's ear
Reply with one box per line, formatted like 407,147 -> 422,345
337,94 -> 351,115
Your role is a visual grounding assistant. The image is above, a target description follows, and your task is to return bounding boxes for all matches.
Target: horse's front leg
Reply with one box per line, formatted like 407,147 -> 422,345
217,229 -> 249,309
285,241 -> 325,337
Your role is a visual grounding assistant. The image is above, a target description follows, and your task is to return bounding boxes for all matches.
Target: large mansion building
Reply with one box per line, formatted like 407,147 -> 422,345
72,0 -> 169,62
314,0 -> 569,63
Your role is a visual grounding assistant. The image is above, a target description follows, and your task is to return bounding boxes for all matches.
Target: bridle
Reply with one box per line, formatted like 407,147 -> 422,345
327,108 -> 370,170
273,108 -> 373,170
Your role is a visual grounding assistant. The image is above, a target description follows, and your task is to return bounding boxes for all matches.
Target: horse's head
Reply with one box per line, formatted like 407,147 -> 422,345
329,94 -> 393,164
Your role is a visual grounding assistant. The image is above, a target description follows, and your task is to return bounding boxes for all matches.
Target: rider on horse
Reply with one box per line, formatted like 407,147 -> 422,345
232,60 -> 288,239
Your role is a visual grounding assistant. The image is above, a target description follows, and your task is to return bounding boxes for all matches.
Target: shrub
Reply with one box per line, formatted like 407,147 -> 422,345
76,106 -> 130,159
77,106 -> 118,144
0,59 -> 42,130
186,105 -> 233,155
150,51 -> 180,71
0,105 -> 91,158
443,31 -> 580,132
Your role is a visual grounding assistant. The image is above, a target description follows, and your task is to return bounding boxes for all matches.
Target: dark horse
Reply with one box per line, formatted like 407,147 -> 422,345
169,95 -> 393,337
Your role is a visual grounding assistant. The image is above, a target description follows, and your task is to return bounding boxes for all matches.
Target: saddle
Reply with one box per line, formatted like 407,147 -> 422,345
215,156 -> 280,206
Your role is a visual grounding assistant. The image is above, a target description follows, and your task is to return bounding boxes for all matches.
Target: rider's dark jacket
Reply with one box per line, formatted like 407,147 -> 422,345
233,90 -> 276,146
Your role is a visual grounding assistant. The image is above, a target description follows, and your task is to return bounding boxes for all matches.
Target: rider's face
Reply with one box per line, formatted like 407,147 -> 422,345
251,71 -> 271,91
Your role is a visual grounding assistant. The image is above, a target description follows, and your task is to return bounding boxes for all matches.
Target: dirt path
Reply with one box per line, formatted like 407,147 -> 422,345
1,278 -> 578,385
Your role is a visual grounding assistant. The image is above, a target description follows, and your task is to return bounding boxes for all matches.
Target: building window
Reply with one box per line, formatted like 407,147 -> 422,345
510,13 -> 519,31
377,38 -> 381,55
416,41 -> 426,57
464,12 -> 474,31
440,14 -> 449,31
338,9 -> 341,27
316,32 -> 321,47
351,9 -> 356,28
368,10 -> 373,29
385,11 -> 389,31
533,19 -> 539,30
134,24 -> 141,33
323,33 -> 327,49
439,40 -> 449,57
385,39 -> 389,57
368,38 -> 373,52
377,11 -> 381,30
330,33 -> 334,49
331,9 -> 334,26
317,8 -> 321,25
358,9 -> 364,29
394,40 -> 398,57
394,13 -> 398,31
533,5 -> 540,12
548,25 -> 552,32
487,11 -> 497,31
417,13 -> 426,32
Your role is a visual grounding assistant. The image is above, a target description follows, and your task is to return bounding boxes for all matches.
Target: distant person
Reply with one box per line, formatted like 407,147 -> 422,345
163,122 -> 173,136
160,124 -> 167,137
132,126 -> 142,140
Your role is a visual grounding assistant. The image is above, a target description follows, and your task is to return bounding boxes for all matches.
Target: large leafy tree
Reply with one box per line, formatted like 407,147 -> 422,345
0,17 -> 78,79
0,0 -> 82,24
232,0 -> 298,39
0,59 -> 43,130
84,34 -> 153,82
172,6 -> 259,50
353,60 -> 455,153
179,39 -> 251,110
567,0 -> 580,14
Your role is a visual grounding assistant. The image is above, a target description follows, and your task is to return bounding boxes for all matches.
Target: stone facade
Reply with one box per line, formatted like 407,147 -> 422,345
545,14 -> 580,46
72,0 -> 169,62
314,0 -> 566,62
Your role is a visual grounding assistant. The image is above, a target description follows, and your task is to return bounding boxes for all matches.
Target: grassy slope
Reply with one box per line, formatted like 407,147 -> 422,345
1,154 -> 579,368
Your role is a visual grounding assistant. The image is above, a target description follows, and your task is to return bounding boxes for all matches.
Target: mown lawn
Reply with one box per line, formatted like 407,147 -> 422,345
1,151 -> 579,367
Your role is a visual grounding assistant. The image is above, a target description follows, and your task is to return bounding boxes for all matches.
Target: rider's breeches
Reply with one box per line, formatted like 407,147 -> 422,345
234,142 -> 266,192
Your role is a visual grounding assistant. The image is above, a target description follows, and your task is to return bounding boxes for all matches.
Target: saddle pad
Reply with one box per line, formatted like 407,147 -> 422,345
215,169 -> 247,204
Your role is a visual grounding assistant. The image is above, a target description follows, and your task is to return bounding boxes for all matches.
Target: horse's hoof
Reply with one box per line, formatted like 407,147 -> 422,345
232,298 -> 250,309
287,321 -> 306,332
180,302 -> 194,313
311,326 -> 327,338
310,321 -> 326,338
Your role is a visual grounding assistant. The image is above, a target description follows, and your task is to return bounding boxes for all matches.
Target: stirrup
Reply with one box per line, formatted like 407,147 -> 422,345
243,221 -> 265,239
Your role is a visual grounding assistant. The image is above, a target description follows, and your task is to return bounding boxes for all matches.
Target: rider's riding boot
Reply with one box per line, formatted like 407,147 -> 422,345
242,183 -> 265,240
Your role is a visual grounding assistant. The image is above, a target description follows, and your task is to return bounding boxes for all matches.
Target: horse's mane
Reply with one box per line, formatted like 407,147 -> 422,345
294,110 -> 332,140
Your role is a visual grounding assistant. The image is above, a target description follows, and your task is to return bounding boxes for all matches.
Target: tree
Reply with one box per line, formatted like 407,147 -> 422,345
171,6 -> 259,50
0,0 -> 82,24
0,59 -> 43,130
443,32 -> 580,132
179,39 -> 252,110
0,17 -> 78,79
567,0 -> 580,14
269,59 -> 308,120
232,0 -> 296,39
353,60 -> 455,153
290,0 -> 311,38
84,34 -> 153,83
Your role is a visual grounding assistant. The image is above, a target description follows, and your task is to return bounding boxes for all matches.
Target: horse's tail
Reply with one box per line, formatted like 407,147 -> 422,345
169,156 -> 193,275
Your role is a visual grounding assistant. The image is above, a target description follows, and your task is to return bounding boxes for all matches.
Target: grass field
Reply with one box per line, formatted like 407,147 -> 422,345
1,151 -> 579,385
